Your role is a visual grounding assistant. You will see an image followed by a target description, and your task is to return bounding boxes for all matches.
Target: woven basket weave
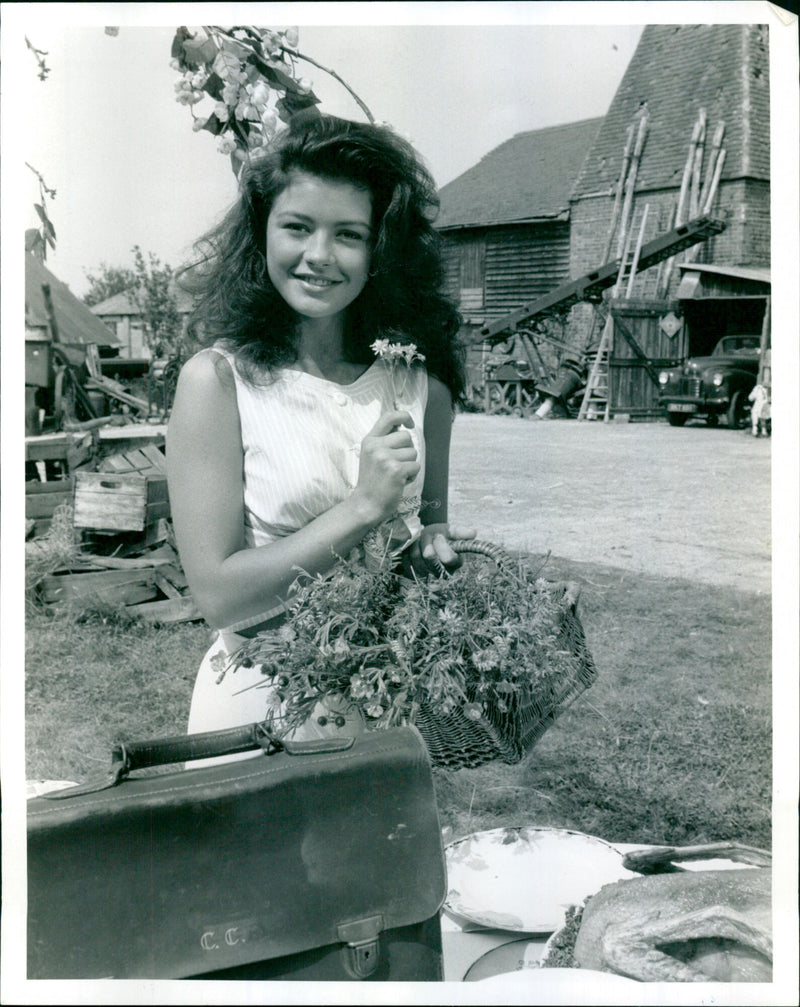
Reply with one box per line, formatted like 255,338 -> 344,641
411,541 -> 597,770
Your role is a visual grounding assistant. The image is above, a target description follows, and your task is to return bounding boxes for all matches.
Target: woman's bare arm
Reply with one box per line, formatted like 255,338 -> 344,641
415,375 -> 474,571
167,350 -> 419,628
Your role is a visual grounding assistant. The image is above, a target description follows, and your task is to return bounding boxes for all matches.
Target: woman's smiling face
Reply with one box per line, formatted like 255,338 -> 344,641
266,171 -> 373,322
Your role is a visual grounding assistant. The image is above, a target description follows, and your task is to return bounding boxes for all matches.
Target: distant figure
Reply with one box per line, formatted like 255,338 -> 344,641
748,383 -> 771,437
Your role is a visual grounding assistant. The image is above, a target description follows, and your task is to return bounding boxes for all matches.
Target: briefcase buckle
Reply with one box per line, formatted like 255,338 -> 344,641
337,915 -> 383,979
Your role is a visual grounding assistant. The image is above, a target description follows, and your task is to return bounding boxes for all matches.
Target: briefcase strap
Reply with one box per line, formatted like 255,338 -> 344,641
43,722 -> 355,799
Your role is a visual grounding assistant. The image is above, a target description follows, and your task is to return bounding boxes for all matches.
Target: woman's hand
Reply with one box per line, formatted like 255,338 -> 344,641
352,411 -> 420,525
406,523 -> 477,578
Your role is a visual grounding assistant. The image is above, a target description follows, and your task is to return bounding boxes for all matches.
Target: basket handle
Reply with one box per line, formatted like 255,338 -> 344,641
431,539 -> 582,610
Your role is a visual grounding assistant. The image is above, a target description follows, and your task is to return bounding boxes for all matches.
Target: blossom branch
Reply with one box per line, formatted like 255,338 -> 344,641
280,47 -> 375,123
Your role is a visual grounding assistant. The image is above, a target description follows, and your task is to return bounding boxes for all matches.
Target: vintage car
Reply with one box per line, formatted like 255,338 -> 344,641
658,335 -> 761,428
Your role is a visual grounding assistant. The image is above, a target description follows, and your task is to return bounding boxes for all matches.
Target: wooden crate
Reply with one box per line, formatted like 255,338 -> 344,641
26,432 -> 93,471
26,478 -> 74,520
73,471 -> 170,533
39,567 -> 160,608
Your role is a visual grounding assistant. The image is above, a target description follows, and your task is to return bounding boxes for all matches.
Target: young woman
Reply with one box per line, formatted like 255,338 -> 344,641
167,115 -> 469,752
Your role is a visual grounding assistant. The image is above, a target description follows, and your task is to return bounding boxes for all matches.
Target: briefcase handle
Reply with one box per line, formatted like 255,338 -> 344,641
43,722 -> 355,800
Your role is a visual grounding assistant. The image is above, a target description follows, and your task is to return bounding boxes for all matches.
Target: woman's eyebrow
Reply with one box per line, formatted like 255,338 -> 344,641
274,210 -> 372,230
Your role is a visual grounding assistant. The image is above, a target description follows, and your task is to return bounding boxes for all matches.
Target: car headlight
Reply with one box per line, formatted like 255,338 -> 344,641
711,373 -> 724,386
658,371 -> 670,385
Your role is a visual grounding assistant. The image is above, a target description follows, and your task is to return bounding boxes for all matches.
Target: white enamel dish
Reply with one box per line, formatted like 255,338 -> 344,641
444,826 -> 639,933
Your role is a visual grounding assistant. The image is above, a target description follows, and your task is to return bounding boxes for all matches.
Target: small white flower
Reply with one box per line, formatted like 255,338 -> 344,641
250,80 -> 271,109
214,102 -> 230,122
217,133 -> 238,155
222,82 -> 240,105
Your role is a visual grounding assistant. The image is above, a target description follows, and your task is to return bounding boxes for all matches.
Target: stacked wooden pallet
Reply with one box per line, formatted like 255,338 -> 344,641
25,432 -> 94,536
37,543 -> 200,625
30,439 -> 201,624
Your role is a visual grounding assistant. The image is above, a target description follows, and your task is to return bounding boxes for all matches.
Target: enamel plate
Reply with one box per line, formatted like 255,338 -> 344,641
472,968 -> 641,993
444,826 -> 639,933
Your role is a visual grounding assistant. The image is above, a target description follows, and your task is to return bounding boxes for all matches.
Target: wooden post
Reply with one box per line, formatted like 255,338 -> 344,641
689,109 -> 707,219
757,296 -> 771,386
41,283 -> 60,344
626,204 -> 650,299
701,148 -> 726,214
699,121 -> 725,211
615,113 -> 649,261
660,116 -> 701,295
603,123 -> 635,264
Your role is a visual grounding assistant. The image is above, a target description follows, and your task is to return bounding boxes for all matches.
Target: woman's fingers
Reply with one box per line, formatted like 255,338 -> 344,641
368,410 -> 414,437
445,527 -> 477,542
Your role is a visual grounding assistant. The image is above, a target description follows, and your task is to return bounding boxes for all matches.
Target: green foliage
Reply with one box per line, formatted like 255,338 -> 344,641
232,552 -> 581,738
82,247 -> 182,357
82,263 -> 137,307
130,246 -> 182,358
170,26 -> 373,176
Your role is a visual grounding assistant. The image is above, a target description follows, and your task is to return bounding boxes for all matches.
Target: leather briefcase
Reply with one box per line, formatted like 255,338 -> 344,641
27,724 -> 446,981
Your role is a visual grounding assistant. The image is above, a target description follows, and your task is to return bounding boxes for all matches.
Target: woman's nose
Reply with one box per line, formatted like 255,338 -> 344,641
304,230 -> 334,265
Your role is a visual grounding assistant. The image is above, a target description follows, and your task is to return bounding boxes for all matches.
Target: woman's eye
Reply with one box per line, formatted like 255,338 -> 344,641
284,222 -> 308,232
339,230 -> 365,241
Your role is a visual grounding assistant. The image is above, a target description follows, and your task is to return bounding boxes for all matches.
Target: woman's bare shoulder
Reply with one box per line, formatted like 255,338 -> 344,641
177,346 -> 236,394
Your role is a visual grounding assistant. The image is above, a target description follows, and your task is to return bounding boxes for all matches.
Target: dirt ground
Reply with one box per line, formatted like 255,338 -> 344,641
447,414 -> 772,595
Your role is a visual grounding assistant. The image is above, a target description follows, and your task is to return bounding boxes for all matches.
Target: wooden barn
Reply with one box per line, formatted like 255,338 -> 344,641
567,22 -> 770,419
435,118 -> 602,341
438,23 -> 771,421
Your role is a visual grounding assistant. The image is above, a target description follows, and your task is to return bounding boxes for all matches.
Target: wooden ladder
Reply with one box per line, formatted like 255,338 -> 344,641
577,203 -> 650,422
577,317 -> 613,421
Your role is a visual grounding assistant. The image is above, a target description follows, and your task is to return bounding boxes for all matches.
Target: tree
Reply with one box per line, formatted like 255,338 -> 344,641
82,247 -> 182,358
82,264 -> 137,307
129,246 -> 182,359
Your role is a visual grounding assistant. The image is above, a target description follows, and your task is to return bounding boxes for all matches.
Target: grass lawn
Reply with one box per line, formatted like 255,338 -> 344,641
25,551 -> 771,850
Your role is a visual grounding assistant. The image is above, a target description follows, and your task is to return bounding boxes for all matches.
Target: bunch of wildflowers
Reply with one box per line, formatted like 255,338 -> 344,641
231,550 -> 577,738
370,339 -> 426,409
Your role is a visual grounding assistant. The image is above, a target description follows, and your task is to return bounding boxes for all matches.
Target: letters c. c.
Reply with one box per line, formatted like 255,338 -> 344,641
200,931 -> 219,951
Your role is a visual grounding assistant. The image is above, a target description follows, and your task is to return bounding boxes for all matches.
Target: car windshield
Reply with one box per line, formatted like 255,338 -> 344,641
712,336 -> 761,356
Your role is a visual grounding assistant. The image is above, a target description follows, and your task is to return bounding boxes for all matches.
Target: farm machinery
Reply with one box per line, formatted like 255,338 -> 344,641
463,215 -> 726,418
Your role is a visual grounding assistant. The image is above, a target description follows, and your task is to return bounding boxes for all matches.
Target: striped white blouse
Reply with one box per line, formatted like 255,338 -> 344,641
207,347 -> 429,633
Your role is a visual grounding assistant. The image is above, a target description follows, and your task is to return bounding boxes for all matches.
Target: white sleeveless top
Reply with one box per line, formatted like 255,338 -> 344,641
208,347 -> 429,633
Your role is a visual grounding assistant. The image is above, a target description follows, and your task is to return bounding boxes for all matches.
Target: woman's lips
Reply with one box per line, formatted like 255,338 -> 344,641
293,274 -> 341,288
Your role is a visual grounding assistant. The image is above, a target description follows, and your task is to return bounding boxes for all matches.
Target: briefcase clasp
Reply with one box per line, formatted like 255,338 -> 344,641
337,915 -> 383,979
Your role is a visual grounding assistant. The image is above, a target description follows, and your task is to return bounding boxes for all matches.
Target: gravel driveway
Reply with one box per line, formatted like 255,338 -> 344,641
448,415 -> 772,594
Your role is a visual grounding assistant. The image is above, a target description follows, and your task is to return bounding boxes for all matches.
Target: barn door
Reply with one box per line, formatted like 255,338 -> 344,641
609,300 -> 684,419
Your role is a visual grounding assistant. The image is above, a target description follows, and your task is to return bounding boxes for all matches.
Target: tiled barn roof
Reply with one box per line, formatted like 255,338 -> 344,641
436,118 -> 603,230
25,253 -> 122,346
572,23 -> 770,199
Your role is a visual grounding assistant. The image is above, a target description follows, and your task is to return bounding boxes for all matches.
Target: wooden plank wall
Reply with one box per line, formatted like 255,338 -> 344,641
483,222 -> 570,319
440,222 -> 571,323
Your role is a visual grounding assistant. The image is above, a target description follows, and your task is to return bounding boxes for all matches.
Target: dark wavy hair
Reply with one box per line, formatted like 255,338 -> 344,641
179,114 -> 465,401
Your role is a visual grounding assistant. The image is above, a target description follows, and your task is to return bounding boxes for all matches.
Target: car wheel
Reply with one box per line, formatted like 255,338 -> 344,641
727,390 -> 748,429
706,413 -> 719,427
667,412 -> 689,427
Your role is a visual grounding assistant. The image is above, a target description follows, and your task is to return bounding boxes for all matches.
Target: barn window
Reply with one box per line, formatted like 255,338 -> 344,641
459,233 -> 486,310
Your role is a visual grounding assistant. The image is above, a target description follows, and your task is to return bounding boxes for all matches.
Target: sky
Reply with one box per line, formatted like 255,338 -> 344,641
13,10 -> 647,297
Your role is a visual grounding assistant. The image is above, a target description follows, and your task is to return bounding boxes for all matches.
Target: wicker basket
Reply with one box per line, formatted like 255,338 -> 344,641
411,541 -> 597,770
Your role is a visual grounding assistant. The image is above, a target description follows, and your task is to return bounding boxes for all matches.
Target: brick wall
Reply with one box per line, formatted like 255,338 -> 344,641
565,178 -> 771,348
